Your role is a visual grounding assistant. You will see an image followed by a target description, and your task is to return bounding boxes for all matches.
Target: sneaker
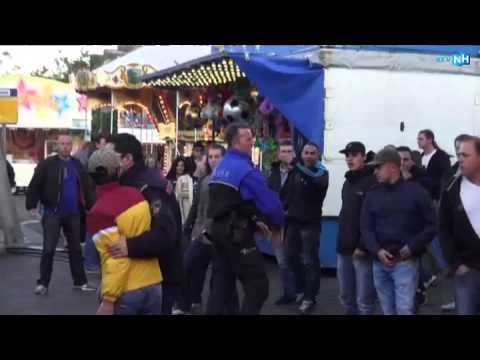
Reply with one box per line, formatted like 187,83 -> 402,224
298,300 -> 315,315
295,293 -> 304,304
73,283 -> 97,292
415,288 -> 428,307
172,308 -> 188,315
275,294 -> 297,306
34,284 -> 48,295
423,275 -> 439,289
441,301 -> 456,312
85,268 -> 100,275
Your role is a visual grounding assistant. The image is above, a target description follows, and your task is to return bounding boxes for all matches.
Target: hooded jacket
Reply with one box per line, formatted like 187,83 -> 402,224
283,160 -> 329,225
87,182 -> 162,302
120,163 -> 184,286
337,166 -> 377,255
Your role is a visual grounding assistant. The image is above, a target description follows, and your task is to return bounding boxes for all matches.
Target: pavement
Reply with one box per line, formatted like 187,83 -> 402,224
0,195 -> 453,315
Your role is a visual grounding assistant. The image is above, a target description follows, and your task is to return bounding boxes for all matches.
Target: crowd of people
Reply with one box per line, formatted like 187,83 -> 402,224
23,124 -> 480,315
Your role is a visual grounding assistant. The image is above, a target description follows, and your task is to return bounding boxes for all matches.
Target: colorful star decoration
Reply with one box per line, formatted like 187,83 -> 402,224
53,94 -> 70,117
76,95 -> 87,112
17,79 -> 38,110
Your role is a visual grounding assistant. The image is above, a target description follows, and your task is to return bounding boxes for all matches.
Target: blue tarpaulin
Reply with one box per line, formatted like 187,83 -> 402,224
231,53 -> 325,150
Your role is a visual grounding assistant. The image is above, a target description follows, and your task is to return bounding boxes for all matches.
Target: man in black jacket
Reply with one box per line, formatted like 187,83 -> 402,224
441,134 -> 471,191
267,140 -> 298,305
417,129 -> 452,202
26,134 -> 96,295
439,136 -> 480,315
284,142 -> 329,314
337,142 -> 377,315
106,133 -> 184,315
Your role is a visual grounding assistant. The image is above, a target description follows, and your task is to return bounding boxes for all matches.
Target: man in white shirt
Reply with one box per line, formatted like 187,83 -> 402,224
439,135 -> 480,315
417,129 -> 451,202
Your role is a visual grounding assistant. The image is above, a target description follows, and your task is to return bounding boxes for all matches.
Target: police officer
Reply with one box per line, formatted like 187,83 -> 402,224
206,122 -> 284,315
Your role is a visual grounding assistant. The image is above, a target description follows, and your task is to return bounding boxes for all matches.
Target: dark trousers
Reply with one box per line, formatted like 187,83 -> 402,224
286,222 -> 321,302
38,214 -> 87,287
206,237 -> 268,315
178,240 -> 239,314
162,284 -> 181,315
455,268 -> 480,315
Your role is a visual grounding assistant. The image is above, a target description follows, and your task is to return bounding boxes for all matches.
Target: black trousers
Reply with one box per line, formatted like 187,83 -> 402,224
285,222 -> 321,302
206,235 -> 268,315
38,214 -> 87,287
178,240 -> 239,314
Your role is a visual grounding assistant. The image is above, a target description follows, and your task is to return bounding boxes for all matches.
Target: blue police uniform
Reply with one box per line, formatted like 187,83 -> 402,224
206,148 -> 284,314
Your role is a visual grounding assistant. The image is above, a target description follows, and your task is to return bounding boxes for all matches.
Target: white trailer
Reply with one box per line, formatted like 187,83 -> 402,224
300,48 -> 480,217
276,48 -> 480,267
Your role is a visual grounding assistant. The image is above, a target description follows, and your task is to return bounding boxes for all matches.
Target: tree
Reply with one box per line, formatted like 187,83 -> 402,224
30,46 -> 141,81
31,50 -> 91,83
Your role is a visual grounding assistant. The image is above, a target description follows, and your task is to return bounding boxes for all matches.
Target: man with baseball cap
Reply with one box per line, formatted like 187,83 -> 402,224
337,141 -> 377,315
360,146 -> 436,315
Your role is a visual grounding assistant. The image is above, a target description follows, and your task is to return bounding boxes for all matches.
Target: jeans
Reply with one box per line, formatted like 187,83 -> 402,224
84,233 -> 100,270
114,283 -> 163,315
373,259 -> 419,315
38,214 -> 87,287
337,254 -> 375,315
430,236 -> 449,270
455,268 -> 480,315
273,240 -> 297,298
178,240 -> 239,314
286,222 -> 321,302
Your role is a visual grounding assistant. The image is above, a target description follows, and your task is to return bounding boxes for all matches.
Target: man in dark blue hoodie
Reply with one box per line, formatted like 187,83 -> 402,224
284,142 -> 329,314
361,146 -> 436,315
337,141 -> 377,315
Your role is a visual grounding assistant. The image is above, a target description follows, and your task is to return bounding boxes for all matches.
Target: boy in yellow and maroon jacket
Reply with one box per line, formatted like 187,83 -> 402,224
87,148 -> 162,315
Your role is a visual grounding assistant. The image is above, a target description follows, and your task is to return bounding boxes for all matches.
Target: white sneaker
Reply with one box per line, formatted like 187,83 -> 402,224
73,283 -> 97,292
172,308 -> 187,315
298,300 -> 315,314
424,275 -> 438,289
295,293 -> 304,304
34,284 -> 48,295
441,301 -> 456,312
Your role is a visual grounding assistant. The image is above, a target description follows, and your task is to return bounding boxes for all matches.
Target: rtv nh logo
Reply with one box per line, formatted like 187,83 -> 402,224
436,53 -> 471,67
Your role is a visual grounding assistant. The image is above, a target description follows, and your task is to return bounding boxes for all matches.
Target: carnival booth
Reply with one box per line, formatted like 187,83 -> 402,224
141,51 -> 338,268
71,45 -> 212,174
0,75 -> 90,189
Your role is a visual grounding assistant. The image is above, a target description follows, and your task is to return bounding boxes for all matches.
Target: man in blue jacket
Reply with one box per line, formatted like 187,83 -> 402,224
361,146 -> 436,315
206,122 -> 284,315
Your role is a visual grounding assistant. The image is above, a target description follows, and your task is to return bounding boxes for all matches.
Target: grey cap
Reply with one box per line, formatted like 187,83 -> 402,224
88,148 -> 119,176
367,145 -> 401,167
